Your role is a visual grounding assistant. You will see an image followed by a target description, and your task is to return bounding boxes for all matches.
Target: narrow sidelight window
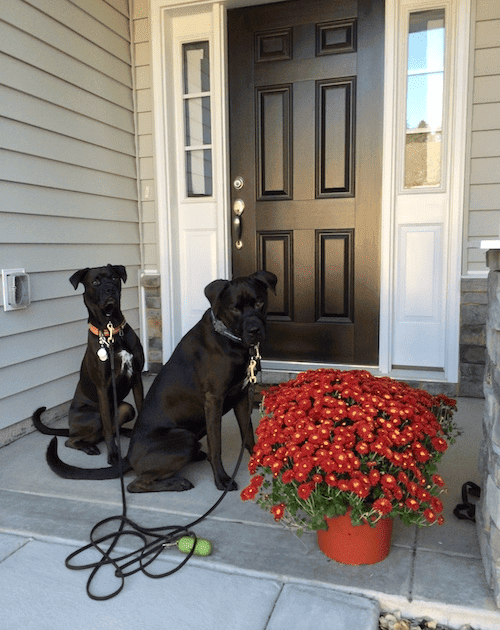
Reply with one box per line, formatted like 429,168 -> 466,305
404,9 -> 445,189
183,41 -> 212,197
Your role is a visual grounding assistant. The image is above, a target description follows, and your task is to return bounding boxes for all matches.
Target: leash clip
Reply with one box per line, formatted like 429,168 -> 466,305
248,343 -> 261,384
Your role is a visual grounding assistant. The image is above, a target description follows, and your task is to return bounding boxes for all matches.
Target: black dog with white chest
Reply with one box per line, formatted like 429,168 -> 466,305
44,270 -> 277,492
33,264 -> 145,466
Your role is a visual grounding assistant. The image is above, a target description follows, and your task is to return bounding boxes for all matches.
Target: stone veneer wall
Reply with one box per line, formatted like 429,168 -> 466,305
140,274 -> 163,373
477,250 -> 500,607
460,277 -> 487,397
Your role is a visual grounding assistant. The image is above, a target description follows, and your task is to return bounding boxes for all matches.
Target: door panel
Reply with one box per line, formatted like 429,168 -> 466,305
228,0 -> 384,364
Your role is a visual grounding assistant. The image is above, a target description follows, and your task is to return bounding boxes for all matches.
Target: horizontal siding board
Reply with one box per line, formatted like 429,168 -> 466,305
475,47 -> 500,76
1,309 -> 140,368
0,150 -> 137,199
0,22 -> 133,107
70,0 -> 130,38
472,103 -> 500,130
106,0 -> 130,18
0,0 -> 132,86
476,0 -> 500,21
0,86 -> 135,155
468,209 -> 500,236
23,0 -> 131,62
470,157 -> 500,184
474,75 -> 500,103
470,184 -> 500,210
1,119 -> 137,178
0,182 -> 139,222
476,20 -> 500,50
0,244 -> 140,275
0,54 -> 134,131
471,130 -> 500,157
1,347 -> 84,399
1,213 -> 139,245
0,376 -> 76,431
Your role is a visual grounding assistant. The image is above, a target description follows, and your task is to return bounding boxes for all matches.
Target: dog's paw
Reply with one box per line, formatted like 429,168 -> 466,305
65,439 -> 100,456
215,476 -> 238,492
107,450 -> 119,466
127,475 -> 194,493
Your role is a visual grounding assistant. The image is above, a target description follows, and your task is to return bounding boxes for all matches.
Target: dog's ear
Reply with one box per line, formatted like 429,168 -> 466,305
204,279 -> 229,307
251,270 -> 277,295
108,264 -> 127,284
69,268 -> 90,290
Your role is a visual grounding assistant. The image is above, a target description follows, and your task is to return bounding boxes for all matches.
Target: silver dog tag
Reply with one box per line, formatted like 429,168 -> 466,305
97,347 -> 108,362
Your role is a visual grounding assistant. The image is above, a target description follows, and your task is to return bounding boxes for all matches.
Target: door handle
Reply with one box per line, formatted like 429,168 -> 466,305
233,199 -> 245,250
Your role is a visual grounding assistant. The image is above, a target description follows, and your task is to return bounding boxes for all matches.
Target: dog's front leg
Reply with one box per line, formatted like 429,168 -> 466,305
97,388 -> 119,465
233,393 -> 255,455
132,373 -> 144,413
204,392 -> 238,491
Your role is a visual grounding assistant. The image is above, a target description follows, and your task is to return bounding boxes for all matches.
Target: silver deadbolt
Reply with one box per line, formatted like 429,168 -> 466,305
233,176 -> 244,190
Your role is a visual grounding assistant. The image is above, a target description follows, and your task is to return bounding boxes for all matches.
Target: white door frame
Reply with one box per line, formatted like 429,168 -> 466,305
149,0 -> 470,383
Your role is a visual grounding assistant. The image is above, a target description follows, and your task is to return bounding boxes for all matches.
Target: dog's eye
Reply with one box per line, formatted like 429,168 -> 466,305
92,279 -> 100,286
230,306 -> 241,315
255,301 -> 264,309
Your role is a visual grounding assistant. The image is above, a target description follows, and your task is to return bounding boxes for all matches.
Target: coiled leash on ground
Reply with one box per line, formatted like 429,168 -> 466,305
453,481 -> 481,523
65,325 -> 258,601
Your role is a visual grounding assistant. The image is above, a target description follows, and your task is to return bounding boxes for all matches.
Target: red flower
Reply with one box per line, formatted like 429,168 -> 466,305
405,497 -> 420,512
271,503 -> 286,521
373,498 -> 393,515
251,475 -> 264,488
298,482 -> 315,500
381,474 -> 397,489
240,484 -> 258,501
325,473 -> 337,487
432,474 -> 445,487
431,437 -> 448,453
424,508 -> 437,524
430,496 -> 444,513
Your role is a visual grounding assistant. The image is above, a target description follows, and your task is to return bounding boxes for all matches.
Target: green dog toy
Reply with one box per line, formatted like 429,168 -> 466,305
177,536 -> 212,557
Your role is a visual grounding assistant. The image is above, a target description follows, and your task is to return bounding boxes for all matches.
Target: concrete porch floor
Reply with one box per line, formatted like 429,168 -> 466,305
0,381 -> 499,629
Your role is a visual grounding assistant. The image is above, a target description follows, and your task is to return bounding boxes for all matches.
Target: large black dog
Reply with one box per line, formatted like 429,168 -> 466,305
45,270 -> 277,492
33,264 -> 145,466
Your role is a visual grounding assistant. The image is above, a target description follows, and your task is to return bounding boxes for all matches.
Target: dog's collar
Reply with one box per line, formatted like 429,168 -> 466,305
210,310 -> 243,343
88,319 -> 126,338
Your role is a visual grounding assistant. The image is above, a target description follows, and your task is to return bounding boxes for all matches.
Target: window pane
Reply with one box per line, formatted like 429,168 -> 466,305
186,149 -> 212,197
183,42 -> 210,94
184,97 -> 211,146
404,9 -> 445,189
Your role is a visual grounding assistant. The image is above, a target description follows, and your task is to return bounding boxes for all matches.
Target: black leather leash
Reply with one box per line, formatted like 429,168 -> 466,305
64,331 -> 257,601
453,481 -> 481,523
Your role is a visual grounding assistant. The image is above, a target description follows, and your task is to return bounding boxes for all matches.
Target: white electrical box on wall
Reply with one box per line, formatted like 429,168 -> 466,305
2,269 -> 31,311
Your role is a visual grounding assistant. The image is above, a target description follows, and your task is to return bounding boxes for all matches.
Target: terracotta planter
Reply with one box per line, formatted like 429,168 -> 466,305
317,510 -> 394,565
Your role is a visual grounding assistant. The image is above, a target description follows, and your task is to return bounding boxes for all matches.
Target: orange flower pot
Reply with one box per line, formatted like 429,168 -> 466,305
317,511 -> 394,565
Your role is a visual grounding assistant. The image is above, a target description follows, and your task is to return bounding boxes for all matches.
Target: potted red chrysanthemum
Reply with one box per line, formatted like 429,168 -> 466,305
241,369 -> 459,565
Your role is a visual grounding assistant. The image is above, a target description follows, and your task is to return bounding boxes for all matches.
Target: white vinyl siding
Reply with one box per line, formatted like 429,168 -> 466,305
0,0 -> 140,431
465,0 -> 500,274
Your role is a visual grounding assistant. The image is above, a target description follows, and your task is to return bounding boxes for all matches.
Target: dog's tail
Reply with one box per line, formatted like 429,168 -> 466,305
32,407 -> 70,436
46,437 -> 130,480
